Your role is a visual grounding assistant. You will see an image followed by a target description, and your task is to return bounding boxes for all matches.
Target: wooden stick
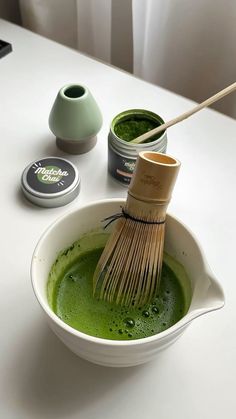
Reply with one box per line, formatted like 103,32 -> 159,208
131,81 -> 236,144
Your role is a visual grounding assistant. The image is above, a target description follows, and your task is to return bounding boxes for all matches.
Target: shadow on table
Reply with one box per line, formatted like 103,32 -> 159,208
8,323 -> 153,418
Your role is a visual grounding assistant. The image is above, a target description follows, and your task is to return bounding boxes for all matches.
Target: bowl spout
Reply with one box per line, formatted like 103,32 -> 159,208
188,269 -> 225,321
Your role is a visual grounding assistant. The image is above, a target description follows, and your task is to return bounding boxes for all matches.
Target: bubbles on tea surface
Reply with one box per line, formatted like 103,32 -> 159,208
124,318 -> 135,328
152,306 -> 159,314
53,245 -> 187,342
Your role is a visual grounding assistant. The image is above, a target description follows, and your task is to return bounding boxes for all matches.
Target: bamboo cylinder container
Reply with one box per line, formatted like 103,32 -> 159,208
125,152 -> 180,221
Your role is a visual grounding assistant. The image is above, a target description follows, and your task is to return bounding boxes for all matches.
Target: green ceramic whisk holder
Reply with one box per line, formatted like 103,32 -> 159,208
49,84 -> 103,154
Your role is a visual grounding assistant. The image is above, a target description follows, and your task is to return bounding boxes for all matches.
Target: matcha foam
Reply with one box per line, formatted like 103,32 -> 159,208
47,232 -> 191,340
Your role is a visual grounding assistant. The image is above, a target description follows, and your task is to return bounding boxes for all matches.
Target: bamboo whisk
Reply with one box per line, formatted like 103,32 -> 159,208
93,151 -> 181,307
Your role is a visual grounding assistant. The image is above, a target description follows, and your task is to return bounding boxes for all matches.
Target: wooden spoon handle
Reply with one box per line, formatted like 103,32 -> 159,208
131,81 -> 236,144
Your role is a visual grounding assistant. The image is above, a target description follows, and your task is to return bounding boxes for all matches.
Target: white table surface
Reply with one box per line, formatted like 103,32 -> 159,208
0,19 -> 235,419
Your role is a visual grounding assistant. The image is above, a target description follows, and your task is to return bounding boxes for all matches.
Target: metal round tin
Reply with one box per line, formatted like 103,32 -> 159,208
21,157 -> 81,208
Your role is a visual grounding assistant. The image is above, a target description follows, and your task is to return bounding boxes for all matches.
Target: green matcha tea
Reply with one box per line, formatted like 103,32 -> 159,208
114,117 -> 159,142
47,232 -> 191,340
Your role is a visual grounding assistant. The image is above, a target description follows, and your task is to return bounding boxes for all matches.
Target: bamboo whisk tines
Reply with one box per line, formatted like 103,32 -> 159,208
93,152 -> 181,307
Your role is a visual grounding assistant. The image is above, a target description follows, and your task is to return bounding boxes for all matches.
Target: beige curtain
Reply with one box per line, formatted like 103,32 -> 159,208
16,0 -> 236,118
19,0 -> 133,71
132,0 -> 236,118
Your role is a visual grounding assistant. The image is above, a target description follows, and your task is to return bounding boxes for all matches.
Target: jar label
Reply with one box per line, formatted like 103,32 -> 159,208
25,157 -> 76,194
108,144 -> 136,185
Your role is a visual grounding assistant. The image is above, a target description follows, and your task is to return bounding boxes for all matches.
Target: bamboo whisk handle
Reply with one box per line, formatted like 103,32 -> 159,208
128,151 -> 181,205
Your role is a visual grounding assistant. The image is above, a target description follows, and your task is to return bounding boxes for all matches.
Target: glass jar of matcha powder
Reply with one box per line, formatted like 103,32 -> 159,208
108,109 -> 167,185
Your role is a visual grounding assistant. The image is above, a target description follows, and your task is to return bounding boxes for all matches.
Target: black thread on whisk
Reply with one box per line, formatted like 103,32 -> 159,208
102,209 -> 124,229
122,209 -> 166,225
102,207 -> 166,229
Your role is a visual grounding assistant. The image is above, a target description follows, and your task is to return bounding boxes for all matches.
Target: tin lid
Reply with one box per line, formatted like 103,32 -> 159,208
21,157 -> 80,208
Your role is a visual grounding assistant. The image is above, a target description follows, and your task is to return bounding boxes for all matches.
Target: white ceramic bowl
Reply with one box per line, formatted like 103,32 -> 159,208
31,199 -> 224,367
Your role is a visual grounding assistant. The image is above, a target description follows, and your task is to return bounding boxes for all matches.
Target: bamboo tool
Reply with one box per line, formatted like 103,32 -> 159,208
131,81 -> 236,144
93,151 -> 180,307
